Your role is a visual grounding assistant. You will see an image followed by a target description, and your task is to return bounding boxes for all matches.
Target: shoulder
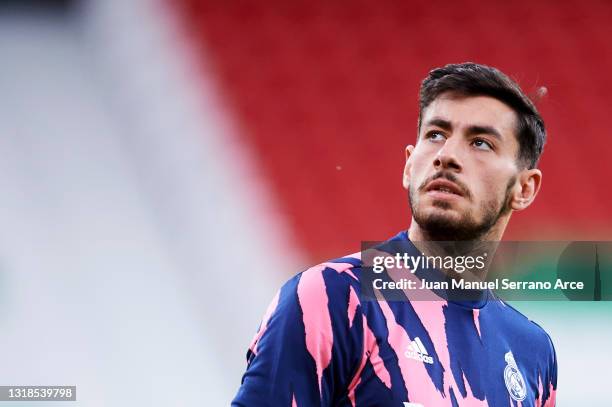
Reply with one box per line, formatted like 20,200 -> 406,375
290,253 -> 363,312
248,253 -> 364,354
259,252 -> 364,331
495,300 -> 557,358
297,254 -> 363,287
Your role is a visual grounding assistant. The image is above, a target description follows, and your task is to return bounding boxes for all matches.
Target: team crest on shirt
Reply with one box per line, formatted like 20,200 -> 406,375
503,351 -> 527,401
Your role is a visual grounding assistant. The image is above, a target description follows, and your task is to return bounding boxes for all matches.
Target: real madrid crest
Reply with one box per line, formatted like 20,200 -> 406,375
504,351 -> 527,401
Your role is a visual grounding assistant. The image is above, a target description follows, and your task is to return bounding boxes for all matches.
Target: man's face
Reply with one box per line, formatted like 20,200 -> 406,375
404,92 -> 521,241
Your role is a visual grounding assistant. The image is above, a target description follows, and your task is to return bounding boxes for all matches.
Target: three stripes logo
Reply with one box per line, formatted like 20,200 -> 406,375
404,337 -> 434,364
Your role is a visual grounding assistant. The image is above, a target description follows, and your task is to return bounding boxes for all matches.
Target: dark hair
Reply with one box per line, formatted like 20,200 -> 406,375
418,62 -> 546,169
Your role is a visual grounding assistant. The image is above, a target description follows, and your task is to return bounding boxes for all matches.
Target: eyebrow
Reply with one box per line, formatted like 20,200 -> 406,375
424,117 -> 503,140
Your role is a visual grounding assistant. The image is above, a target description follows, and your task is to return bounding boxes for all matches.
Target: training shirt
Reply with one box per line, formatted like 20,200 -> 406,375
232,231 -> 557,406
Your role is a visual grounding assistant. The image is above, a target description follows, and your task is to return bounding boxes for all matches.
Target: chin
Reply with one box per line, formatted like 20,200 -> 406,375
424,214 -> 463,230
424,212 -> 459,224
424,206 -> 462,221
427,196 -> 461,210
414,206 -> 473,240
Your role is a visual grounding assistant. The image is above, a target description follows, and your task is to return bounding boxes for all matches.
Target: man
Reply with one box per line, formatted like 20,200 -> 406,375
232,63 -> 557,406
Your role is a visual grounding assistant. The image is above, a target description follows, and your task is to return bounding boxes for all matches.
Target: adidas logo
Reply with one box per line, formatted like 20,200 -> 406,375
404,337 -> 434,364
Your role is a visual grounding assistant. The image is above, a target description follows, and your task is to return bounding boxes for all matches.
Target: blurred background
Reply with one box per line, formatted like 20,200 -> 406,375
0,0 -> 610,405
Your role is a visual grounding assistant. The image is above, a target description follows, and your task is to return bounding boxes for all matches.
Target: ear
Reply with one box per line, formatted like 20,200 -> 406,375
510,168 -> 542,211
402,145 -> 415,190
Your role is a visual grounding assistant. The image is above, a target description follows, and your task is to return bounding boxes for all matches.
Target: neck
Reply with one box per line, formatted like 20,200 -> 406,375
406,217 -> 509,281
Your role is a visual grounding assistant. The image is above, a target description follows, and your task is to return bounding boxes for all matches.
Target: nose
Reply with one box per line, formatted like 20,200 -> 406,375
433,138 -> 462,172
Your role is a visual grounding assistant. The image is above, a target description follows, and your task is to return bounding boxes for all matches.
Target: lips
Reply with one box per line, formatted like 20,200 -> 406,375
425,179 -> 464,197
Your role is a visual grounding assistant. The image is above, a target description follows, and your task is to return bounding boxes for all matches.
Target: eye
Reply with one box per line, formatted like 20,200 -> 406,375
472,138 -> 493,151
426,131 -> 446,142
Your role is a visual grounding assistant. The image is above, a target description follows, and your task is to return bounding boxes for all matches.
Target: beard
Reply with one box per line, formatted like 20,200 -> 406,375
409,174 -> 516,241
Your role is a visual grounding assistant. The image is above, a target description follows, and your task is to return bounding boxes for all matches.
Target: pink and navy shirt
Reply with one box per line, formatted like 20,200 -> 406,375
233,232 -> 557,406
